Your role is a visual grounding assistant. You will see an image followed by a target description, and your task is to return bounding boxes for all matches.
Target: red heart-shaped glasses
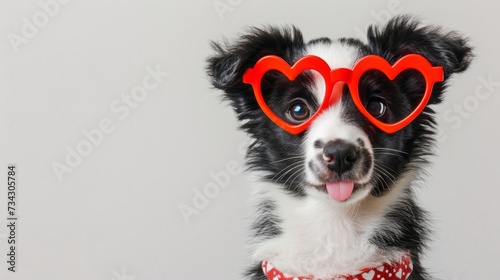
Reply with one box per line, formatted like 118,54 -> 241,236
243,54 -> 444,134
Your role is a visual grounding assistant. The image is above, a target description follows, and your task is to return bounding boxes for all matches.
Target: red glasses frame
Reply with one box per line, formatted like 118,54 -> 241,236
242,54 -> 444,134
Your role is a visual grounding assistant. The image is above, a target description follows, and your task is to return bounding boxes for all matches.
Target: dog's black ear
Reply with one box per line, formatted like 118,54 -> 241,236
206,26 -> 305,118
366,16 -> 473,105
368,15 -> 473,104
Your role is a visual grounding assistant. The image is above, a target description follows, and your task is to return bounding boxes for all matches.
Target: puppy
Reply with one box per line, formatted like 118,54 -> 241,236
207,15 -> 473,280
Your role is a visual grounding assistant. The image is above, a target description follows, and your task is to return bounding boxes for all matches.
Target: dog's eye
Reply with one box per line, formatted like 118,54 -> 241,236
366,98 -> 387,118
287,99 -> 311,123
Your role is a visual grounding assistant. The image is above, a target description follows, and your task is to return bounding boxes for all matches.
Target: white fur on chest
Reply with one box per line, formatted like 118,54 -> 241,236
250,180 -> 408,278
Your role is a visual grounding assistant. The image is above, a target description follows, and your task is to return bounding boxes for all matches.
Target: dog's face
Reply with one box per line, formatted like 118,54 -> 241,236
207,17 -> 472,204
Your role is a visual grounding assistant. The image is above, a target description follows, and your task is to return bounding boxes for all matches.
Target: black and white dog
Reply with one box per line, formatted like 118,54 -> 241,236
207,16 -> 472,280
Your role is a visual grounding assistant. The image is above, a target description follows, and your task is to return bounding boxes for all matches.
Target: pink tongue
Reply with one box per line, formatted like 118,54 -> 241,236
326,181 -> 355,202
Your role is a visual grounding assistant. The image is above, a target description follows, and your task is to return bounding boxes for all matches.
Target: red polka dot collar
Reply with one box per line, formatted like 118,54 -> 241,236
262,253 -> 412,280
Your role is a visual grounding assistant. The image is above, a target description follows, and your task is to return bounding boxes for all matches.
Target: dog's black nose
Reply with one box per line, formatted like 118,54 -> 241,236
322,140 -> 358,175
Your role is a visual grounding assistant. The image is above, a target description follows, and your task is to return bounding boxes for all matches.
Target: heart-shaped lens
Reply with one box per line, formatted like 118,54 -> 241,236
260,69 -> 326,127
357,69 -> 426,125
349,54 -> 443,133
243,55 -> 335,134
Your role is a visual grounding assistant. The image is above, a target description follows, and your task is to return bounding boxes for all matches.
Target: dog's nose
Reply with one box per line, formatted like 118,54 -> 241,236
322,140 -> 358,175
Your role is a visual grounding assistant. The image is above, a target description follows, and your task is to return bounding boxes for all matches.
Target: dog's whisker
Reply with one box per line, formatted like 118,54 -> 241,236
373,165 -> 397,188
275,166 -> 304,184
268,155 -> 305,164
373,152 -> 405,158
373,166 -> 394,181
372,173 -> 391,195
374,161 -> 399,176
373,168 -> 396,184
284,166 -> 305,188
271,162 -> 304,183
372,148 -> 409,155
373,164 -> 396,181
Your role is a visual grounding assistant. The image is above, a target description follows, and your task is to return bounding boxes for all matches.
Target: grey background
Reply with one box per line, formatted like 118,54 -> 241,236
0,0 -> 498,279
